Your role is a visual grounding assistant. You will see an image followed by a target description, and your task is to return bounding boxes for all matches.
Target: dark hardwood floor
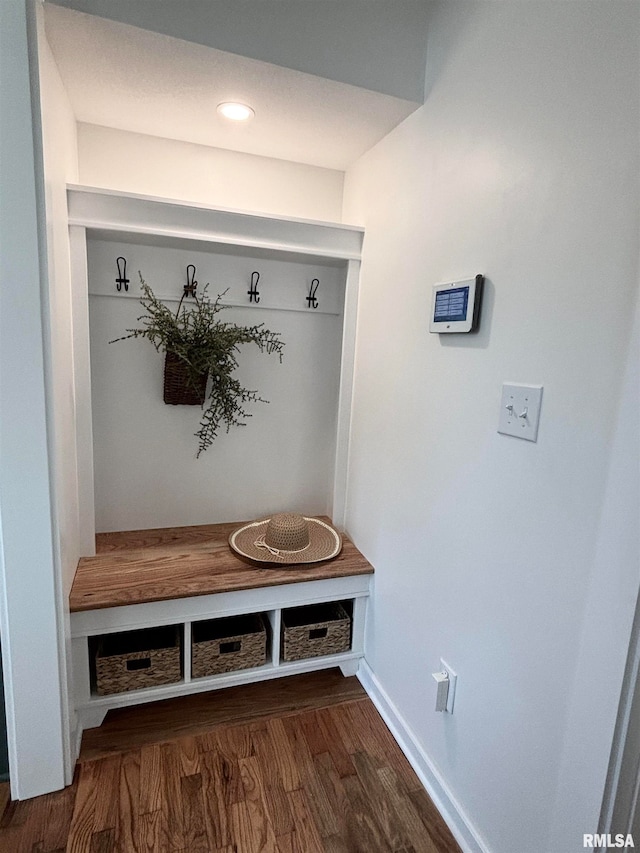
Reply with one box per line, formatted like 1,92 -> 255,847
0,671 -> 461,852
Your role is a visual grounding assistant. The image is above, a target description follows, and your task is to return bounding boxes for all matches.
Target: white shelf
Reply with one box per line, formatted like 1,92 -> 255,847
80,650 -> 361,714
72,576 -> 369,735
68,185 -> 364,262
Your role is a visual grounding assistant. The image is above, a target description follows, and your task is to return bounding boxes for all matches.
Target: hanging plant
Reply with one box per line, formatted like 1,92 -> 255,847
111,275 -> 285,456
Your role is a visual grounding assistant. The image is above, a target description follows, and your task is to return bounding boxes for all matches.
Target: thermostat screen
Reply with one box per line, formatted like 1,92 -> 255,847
434,286 -> 469,323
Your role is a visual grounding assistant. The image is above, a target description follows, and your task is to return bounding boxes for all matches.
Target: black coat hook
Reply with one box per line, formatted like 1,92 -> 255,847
116,257 -> 129,292
184,264 -> 198,298
306,278 -> 319,309
248,271 -> 260,304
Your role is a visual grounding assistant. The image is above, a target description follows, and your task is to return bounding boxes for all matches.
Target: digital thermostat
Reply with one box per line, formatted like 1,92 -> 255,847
429,274 -> 484,333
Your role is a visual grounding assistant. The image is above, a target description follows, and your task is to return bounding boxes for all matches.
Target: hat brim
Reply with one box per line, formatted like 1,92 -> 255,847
229,517 -> 342,565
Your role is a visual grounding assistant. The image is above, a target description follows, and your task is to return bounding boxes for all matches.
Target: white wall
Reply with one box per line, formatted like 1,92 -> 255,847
566,276 -> 639,841
0,0 -> 69,799
78,124 -> 345,222
37,1 -> 85,782
88,238 -> 344,532
342,3 -> 639,852
38,4 -> 81,598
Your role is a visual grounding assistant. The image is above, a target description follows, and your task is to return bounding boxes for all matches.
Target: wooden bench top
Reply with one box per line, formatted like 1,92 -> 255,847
70,519 -> 374,613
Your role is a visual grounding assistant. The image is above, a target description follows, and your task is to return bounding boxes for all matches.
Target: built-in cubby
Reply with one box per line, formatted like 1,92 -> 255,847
87,601 -> 357,698
69,520 -> 373,745
67,189 -> 369,755
191,612 -> 270,678
90,625 -> 183,696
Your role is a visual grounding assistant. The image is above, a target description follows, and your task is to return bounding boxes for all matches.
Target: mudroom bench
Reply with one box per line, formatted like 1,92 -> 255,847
69,518 -> 373,744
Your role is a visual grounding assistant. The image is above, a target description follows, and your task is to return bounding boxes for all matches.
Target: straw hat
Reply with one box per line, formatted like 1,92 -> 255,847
229,513 -> 342,565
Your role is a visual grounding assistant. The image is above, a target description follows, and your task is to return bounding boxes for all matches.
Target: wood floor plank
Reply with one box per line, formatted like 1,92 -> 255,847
355,700 -> 423,792
315,706 -> 356,778
180,772 -> 209,852
230,798 -> 272,853
0,795 -> 47,851
312,752 -> 350,853
138,743 -> 162,815
0,798 -> 21,829
343,699 -> 421,793
80,670 -> 365,762
326,703 -> 360,755
134,809 -> 165,852
67,759 -> 100,853
376,765 -> 441,853
160,741 -> 184,851
91,754 -> 121,833
42,783 -> 77,851
209,728 -> 247,806
88,827 -> 116,853
0,783 -> 10,823
341,770 -> 394,853
408,787 -> 463,853
14,788 -> 59,851
298,708 -> 330,757
176,734 -> 201,777
215,721 -> 254,760
274,830 -> 296,853
250,723 -> 295,836
115,748 -> 141,853
352,750 -> 417,852
0,681 -> 462,853
200,750 -> 232,850
286,789 -> 325,853
281,713 -> 339,838
238,756 -> 279,852
265,717 -> 301,793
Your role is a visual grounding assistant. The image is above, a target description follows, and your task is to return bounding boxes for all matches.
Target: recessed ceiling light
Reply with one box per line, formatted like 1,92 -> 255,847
217,102 -> 255,121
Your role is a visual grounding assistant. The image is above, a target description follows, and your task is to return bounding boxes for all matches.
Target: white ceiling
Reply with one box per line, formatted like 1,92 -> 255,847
44,4 -> 421,171
47,0 -> 430,102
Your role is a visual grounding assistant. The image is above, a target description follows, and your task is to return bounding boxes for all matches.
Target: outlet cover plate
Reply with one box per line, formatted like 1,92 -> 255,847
498,383 -> 543,442
440,658 -> 457,713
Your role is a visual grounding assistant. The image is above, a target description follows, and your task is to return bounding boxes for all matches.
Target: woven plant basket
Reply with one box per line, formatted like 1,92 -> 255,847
95,625 -> 182,695
281,602 -> 351,662
192,613 -> 267,678
163,352 -> 208,405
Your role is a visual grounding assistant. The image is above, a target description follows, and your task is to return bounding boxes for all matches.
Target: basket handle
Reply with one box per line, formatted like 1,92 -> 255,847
126,657 -> 151,671
309,628 -> 328,640
220,641 -> 242,654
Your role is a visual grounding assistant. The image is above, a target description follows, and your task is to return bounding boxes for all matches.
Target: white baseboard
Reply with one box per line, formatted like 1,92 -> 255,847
357,660 -> 491,853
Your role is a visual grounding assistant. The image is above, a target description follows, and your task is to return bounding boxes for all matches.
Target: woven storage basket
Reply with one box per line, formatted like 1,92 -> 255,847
281,602 -> 351,662
95,625 -> 182,696
192,613 -> 267,678
163,352 -> 208,405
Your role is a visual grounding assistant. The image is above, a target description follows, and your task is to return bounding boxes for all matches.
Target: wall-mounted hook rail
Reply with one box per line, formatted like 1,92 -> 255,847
248,271 -> 260,304
184,264 -> 198,298
115,257 -> 129,292
306,278 -> 319,309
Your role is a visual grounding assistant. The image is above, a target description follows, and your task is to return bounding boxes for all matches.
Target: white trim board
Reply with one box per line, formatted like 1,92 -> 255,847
357,660 -> 492,853
67,186 -> 364,262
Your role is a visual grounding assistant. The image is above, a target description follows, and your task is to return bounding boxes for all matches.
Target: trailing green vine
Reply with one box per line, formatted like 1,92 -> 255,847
111,275 -> 285,456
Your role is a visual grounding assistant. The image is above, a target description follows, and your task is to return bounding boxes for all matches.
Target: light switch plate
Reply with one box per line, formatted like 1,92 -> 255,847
498,383 -> 543,442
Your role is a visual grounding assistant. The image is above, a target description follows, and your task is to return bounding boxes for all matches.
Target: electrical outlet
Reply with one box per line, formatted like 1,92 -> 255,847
440,659 -> 457,713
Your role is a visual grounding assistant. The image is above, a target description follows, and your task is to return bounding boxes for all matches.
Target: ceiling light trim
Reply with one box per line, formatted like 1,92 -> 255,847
217,102 -> 255,122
